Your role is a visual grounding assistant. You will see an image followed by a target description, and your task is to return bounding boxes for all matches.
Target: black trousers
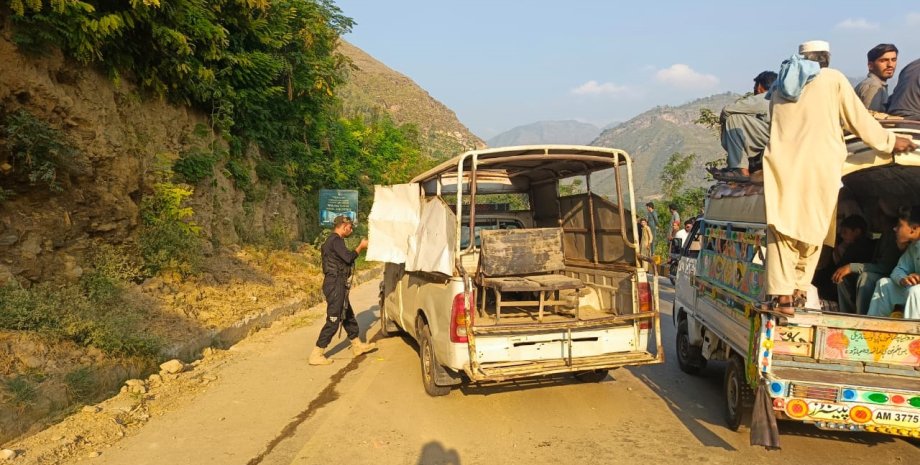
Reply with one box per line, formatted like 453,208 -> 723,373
316,278 -> 359,348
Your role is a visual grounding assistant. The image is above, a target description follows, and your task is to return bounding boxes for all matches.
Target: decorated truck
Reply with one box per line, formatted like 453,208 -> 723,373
367,145 -> 663,396
672,121 -> 920,441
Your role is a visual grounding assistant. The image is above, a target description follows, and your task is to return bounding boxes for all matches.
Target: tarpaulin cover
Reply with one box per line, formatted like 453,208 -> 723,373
406,198 -> 456,275
366,183 -> 421,264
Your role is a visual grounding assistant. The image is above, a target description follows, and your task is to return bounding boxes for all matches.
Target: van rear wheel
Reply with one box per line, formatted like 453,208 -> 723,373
418,319 -> 450,397
724,353 -> 753,431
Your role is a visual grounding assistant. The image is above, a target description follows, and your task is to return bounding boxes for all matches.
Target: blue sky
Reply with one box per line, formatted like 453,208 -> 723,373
335,1 -> 919,139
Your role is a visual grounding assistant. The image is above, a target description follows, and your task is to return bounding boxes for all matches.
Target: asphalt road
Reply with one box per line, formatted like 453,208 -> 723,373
51,278 -> 919,465
255,279 -> 918,465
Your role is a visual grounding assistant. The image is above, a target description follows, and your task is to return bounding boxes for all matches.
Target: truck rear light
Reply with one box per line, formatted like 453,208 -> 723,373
638,282 -> 651,330
450,291 -> 475,343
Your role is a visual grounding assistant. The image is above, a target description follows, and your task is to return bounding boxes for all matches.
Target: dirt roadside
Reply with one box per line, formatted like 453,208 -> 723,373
0,257 -> 379,463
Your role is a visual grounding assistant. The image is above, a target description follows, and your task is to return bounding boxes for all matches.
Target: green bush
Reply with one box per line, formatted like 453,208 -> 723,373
2,376 -> 39,410
64,366 -> 96,403
0,283 -> 162,358
139,181 -> 201,276
173,147 -> 217,184
1,109 -> 84,193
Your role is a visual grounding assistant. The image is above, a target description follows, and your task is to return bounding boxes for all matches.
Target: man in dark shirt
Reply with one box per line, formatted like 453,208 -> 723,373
309,215 -> 376,365
887,57 -> 920,120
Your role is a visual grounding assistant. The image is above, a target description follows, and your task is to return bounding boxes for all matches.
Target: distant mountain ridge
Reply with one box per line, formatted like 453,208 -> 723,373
336,41 -> 485,160
590,92 -> 741,200
487,120 -> 603,147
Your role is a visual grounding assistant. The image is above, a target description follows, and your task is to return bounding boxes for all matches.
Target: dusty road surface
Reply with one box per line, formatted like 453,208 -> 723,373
7,279 -> 919,465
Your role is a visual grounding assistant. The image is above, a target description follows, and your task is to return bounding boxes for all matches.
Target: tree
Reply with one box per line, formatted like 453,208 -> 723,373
659,152 -> 696,199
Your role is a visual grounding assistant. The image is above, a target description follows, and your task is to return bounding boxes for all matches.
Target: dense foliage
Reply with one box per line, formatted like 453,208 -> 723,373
5,1 -> 422,205
0,108 -> 85,195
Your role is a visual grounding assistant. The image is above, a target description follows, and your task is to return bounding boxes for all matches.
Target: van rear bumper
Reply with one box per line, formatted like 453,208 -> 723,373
464,350 -> 661,382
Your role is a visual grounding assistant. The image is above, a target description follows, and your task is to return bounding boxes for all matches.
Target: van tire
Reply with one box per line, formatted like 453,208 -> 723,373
418,319 -> 450,397
724,353 -> 753,431
378,284 -> 399,337
676,318 -> 706,375
574,369 -> 609,383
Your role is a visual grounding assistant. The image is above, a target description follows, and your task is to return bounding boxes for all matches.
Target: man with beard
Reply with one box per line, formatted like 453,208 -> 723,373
854,43 -> 898,113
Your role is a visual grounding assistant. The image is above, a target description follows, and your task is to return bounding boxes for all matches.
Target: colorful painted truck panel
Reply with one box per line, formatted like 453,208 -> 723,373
676,216 -> 920,440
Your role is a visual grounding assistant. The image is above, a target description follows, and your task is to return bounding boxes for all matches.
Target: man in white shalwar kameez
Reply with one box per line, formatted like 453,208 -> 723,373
763,40 -> 917,314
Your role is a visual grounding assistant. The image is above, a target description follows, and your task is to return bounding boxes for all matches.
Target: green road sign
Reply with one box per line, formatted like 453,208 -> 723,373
319,189 -> 358,227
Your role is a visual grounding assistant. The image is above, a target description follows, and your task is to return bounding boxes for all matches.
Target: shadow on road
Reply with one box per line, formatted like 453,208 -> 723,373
417,441 -> 461,465
631,279 -> 738,450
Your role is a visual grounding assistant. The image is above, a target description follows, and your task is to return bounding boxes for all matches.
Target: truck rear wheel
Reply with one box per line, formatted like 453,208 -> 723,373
418,319 -> 450,397
724,353 -> 753,431
378,283 -> 399,337
574,369 -> 609,383
676,318 -> 706,375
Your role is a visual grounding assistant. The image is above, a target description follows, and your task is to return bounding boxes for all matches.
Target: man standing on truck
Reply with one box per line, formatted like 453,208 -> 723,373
762,40 -> 917,314
309,215 -> 377,366
854,43 -> 898,113
868,206 -> 920,319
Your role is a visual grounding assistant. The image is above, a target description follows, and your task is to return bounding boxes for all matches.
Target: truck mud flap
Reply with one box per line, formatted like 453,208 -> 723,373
466,351 -> 661,383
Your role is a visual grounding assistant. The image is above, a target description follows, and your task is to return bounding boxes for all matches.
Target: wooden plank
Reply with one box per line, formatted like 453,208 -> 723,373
865,365 -> 920,378
480,228 -> 565,276
789,311 -> 920,335
772,366 -> 920,390
773,359 -> 864,373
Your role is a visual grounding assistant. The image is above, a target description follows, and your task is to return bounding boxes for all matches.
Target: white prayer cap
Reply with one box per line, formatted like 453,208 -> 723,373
799,40 -> 830,53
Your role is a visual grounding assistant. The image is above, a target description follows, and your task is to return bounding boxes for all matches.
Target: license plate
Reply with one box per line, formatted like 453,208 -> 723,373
874,410 -> 920,428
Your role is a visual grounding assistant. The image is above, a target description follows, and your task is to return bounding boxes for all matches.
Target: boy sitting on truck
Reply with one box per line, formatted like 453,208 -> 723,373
867,206 -> 920,318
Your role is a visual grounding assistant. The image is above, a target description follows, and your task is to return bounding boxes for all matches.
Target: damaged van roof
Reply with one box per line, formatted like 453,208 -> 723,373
411,145 -> 631,195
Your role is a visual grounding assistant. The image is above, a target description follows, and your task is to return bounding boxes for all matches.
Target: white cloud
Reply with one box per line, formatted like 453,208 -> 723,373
654,64 -> 718,89
908,12 -> 920,26
571,80 -> 630,96
835,18 -> 879,30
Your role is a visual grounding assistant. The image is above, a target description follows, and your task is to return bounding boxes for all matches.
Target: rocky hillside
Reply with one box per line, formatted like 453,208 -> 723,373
486,120 -> 602,147
337,40 -> 484,160
591,92 -> 740,200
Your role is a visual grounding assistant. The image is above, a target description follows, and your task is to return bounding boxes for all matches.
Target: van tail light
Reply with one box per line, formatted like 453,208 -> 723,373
450,291 -> 475,343
638,282 -> 652,330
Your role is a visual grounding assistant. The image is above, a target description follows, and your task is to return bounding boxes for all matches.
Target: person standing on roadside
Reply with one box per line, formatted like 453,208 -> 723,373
762,40 -> 917,315
645,202 -> 659,253
309,215 -> 377,365
854,43 -> 898,112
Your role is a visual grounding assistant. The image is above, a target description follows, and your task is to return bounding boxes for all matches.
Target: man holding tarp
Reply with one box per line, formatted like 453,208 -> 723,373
309,215 -> 377,366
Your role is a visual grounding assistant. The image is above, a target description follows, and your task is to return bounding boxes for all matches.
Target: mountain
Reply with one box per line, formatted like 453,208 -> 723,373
590,92 -> 741,201
486,120 -> 603,147
336,41 -> 485,160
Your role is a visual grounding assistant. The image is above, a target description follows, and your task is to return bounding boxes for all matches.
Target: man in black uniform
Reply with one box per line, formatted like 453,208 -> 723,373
309,215 -> 377,365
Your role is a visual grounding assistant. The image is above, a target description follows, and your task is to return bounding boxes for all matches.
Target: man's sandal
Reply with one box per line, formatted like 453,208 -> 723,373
762,297 -> 796,316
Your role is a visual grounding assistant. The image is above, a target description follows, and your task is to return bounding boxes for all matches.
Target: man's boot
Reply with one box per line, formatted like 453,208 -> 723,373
351,339 -> 377,357
308,347 -> 333,366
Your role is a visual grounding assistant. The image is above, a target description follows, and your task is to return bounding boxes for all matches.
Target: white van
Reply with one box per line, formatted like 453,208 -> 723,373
673,122 -> 920,438
368,145 -> 663,395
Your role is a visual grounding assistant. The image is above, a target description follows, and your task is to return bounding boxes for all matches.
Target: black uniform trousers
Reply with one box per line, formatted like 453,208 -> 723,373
315,276 -> 359,348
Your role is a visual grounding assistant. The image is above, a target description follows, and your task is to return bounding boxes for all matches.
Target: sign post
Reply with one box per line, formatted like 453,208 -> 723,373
319,189 -> 359,227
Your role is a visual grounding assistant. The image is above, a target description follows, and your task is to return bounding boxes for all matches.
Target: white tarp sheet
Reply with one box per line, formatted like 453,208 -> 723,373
406,198 -> 456,275
366,183 -> 421,264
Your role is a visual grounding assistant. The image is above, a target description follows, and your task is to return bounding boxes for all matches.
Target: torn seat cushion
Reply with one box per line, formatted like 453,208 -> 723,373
481,275 -> 584,292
